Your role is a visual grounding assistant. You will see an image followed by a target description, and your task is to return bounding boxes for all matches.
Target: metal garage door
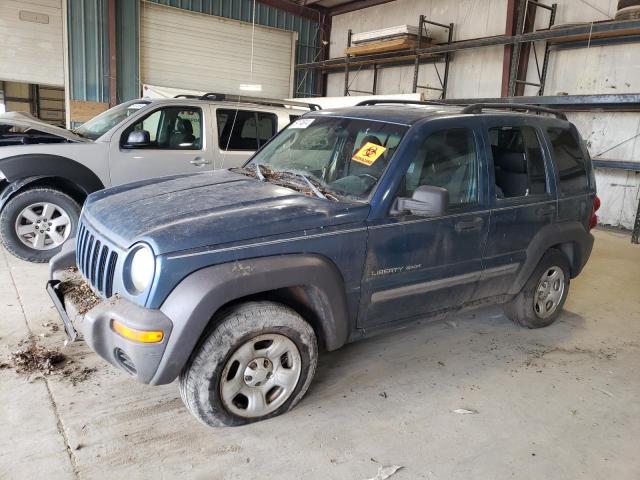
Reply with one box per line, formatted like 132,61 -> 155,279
0,0 -> 64,86
140,2 -> 296,98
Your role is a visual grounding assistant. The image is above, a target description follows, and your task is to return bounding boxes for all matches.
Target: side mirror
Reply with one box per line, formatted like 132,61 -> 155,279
124,130 -> 150,148
394,185 -> 448,217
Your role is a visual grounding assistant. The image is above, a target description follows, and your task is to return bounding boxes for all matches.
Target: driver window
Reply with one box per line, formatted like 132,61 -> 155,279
125,106 -> 202,149
402,128 -> 478,207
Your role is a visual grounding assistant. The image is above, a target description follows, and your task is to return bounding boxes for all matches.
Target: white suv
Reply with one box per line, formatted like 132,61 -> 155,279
0,94 -> 318,262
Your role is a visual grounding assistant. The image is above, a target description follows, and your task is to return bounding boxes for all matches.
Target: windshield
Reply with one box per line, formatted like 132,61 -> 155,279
74,101 -> 150,140
246,116 -> 408,200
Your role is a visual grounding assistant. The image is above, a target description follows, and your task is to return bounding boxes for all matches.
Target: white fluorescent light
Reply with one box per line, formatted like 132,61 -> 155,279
239,84 -> 263,92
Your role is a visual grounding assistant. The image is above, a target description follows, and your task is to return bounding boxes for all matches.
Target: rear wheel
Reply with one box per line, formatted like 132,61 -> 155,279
179,301 -> 318,427
0,187 -> 80,262
504,249 -> 570,328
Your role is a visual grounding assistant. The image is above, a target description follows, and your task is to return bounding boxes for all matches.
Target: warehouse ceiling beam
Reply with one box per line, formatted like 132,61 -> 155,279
256,0 -> 326,21
328,0 -> 397,16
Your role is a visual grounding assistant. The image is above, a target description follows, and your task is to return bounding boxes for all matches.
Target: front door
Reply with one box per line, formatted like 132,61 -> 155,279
109,105 -> 213,186
360,119 -> 490,328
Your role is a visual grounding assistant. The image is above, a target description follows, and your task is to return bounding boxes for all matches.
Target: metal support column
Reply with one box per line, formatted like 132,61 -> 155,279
412,17 -> 454,99
344,29 -> 352,96
442,23 -> 454,99
538,3 -> 557,95
412,14 -> 425,92
633,193 -> 640,244
507,0 -> 527,96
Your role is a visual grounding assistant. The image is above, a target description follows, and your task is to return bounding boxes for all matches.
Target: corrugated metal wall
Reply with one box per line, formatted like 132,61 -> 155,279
67,0 -> 110,102
116,0 -> 139,102
67,0 -> 319,104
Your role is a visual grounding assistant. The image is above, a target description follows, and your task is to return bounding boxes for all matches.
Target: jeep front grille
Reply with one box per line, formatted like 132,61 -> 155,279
76,221 -> 118,298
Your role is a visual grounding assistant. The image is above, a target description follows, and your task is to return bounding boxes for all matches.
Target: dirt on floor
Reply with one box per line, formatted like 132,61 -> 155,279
4,338 -> 96,385
9,342 -> 66,375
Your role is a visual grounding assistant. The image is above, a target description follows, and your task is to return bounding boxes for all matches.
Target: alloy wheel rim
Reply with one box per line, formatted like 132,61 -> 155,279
220,333 -> 302,418
14,202 -> 72,251
533,266 -> 565,319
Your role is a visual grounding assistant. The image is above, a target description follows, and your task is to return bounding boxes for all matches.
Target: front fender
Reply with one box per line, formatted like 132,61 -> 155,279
151,254 -> 350,385
0,176 -> 47,210
0,154 -> 104,196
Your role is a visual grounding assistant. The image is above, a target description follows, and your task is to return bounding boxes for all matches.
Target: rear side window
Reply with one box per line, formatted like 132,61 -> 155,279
547,127 -> 589,194
217,109 -> 278,151
489,126 -> 547,198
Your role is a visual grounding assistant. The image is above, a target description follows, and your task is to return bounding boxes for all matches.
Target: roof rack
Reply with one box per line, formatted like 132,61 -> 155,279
355,99 -> 448,107
182,93 -> 322,110
461,103 -> 567,120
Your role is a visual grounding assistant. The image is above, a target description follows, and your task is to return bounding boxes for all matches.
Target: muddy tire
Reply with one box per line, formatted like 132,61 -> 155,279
0,188 -> 80,263
503,248 -> 570,329
179,301 -> 318,427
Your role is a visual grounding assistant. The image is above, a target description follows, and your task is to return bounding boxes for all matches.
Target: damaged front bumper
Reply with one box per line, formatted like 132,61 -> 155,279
47,242 -> 173,383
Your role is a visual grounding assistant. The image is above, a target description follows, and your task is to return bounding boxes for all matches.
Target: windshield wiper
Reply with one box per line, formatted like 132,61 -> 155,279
255,163 -> 266,182
295,172 -> 326,200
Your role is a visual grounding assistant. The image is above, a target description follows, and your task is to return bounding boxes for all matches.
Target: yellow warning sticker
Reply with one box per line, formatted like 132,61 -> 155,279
352,142 -> 386,166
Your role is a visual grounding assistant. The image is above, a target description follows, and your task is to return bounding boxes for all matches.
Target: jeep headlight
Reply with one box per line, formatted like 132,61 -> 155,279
125,244 -> 155,294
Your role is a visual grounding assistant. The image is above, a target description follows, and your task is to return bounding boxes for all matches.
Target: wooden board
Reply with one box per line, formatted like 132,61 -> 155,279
345,36 -> 433,56
322,53 -> 443,71
547,26 -> 640,44
69,101 -> 109,123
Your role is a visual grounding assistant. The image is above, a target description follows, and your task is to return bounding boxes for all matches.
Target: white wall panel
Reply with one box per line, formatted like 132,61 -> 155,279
140,2 -> 296,98
327,0 -> 507,98
0,0 -> 64,86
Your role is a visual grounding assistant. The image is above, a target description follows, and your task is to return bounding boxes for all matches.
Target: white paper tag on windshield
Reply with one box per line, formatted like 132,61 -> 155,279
290,118 -> 315,129
128,103 -> 147,110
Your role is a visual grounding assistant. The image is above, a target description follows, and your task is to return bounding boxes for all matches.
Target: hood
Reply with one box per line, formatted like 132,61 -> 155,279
0,112 -> 88,144
83,170 -> 370,255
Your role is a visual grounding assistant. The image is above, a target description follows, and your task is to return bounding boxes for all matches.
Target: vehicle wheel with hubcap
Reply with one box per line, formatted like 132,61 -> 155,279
179,301 -> 318,427
503,248 -> 570,328
0,187 -> 80,263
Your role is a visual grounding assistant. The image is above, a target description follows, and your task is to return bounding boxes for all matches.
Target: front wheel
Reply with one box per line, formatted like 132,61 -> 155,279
0,187 -> 80,263
503,248 -> 571,328
179,301 -> 318,427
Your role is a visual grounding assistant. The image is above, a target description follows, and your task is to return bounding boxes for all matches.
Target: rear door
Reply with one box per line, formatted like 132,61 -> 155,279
473,117 -> 556,300
109,104 -> 213,185
212,108 -> 280,169
360,117 -> 490,328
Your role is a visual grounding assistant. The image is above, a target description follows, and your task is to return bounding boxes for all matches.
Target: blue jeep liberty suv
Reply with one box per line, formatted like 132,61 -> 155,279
48,100 -> 599,427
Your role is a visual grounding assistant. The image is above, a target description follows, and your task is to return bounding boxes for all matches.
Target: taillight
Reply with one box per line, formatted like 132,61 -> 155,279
589,195 -> 600,230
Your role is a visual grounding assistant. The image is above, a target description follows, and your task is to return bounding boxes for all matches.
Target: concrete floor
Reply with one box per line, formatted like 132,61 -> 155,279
1,228 -> 639,480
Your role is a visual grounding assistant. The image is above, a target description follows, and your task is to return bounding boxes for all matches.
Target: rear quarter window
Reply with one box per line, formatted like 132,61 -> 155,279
547,126 -> 589,194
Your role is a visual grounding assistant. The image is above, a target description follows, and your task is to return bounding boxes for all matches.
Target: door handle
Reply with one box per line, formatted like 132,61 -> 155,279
190,157 -> 211,167
455,217 -> 483,233
535,205 -> 555,217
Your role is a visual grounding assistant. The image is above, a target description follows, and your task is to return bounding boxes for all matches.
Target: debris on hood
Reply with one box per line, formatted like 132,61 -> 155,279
231,165 -> 340,201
